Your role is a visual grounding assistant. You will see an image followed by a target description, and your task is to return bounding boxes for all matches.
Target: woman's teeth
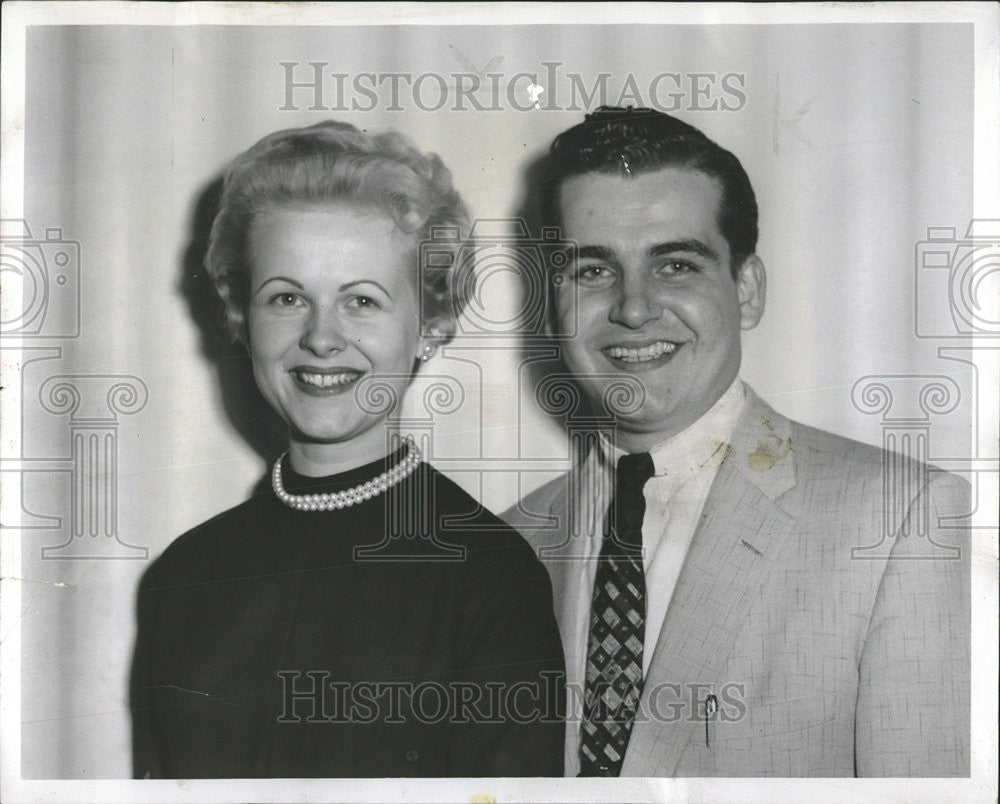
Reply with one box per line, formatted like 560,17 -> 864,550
297,371 -> 359,388
606,341 -> 678,362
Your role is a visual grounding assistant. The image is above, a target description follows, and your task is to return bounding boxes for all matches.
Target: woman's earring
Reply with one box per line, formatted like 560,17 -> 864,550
420,344 -> 436,362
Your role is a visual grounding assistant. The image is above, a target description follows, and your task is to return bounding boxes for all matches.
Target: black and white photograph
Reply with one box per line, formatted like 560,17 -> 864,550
1,3 -> 997,802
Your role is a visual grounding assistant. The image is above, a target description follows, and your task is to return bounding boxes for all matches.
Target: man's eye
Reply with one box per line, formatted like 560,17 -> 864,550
575,264 -> 616,285
660,259 -> 697,275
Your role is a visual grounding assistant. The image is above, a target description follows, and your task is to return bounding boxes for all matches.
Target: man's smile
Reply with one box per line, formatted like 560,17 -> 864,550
602,339 -> 680,365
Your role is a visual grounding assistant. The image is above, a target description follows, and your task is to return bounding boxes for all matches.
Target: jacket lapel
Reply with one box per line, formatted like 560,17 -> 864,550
623,391 -> 799,776
529,467 -> 590,657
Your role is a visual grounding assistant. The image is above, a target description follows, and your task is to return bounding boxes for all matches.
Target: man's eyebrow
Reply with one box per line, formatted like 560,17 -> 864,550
648,239 -> 720,262
574,244 -> 618,262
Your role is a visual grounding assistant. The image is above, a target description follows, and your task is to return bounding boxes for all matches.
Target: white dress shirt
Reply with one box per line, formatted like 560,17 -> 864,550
564,377 -> 747,774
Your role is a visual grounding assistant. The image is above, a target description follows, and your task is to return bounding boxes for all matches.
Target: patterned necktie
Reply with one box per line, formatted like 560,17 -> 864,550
579,451 -> 655,777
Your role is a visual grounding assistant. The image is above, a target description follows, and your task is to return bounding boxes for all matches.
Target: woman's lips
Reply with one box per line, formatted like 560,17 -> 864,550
291,367 -> 363,395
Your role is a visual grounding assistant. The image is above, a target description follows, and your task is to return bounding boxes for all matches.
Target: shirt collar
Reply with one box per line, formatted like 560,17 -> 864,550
598,376 -> 747,479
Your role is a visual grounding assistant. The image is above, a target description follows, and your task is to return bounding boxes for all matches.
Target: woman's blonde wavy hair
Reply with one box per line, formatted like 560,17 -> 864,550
205,120 -> 472,347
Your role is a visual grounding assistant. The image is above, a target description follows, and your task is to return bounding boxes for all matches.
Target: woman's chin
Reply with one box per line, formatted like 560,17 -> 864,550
286,422 -> 386,449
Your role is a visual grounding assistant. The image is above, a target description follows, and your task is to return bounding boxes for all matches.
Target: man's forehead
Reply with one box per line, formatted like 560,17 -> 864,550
557,167 -> 727,253
561,165 -> 721,206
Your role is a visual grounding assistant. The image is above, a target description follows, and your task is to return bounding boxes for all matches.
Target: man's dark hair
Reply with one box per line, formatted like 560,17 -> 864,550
545,107 -> 758,271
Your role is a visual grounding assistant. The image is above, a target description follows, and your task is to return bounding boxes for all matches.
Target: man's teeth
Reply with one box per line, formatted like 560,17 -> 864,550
606,342 -> 678,362
297,371 -> 359,388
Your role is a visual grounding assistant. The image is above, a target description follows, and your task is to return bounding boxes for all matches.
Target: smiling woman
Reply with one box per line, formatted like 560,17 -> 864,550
247,207 -> 427,471
128,121 -> 565,778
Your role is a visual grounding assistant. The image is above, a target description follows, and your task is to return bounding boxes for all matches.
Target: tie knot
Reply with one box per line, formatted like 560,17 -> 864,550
617,452 -> 654,488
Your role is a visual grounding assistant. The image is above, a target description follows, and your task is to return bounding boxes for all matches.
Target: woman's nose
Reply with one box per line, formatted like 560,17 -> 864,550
299,306 -> 348,356
609,276 -> 662,329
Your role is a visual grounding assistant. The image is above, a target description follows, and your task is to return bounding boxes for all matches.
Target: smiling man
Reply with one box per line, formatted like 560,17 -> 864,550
553,163 -> 764,451
504,107 -> 970,778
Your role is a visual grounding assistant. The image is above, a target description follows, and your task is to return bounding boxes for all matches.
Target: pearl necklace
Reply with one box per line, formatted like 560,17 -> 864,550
271,436 -> 421,511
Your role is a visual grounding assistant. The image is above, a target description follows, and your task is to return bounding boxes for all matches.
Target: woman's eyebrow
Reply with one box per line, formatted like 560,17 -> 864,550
252,276 -> 303,295
339,279 -> 393,299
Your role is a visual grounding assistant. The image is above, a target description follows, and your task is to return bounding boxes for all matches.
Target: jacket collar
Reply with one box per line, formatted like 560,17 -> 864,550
723,386 -> 797,505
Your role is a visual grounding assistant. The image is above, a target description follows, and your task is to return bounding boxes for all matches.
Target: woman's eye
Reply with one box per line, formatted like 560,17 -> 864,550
270,292 -> 302,307
347,295 -> 381,311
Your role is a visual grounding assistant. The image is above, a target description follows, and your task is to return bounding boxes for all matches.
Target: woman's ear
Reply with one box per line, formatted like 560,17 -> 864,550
422,316 -> 456,347
416,318 -> 453,364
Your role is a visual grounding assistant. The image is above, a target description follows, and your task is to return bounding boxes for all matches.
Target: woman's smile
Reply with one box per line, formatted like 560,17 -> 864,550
292,366 -> 364,394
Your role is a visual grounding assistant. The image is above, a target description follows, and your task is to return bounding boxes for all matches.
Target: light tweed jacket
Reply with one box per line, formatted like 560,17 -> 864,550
503,389 -> 970,777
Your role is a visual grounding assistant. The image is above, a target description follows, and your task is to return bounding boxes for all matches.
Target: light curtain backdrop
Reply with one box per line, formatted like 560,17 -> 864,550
18,23 -> 974,777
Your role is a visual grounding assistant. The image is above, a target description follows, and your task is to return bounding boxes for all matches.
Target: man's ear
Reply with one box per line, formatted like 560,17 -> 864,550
735,254 -> 766,330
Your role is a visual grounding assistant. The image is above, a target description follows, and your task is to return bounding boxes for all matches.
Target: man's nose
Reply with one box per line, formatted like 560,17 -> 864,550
299,305 -> 348,356
609,275 -> 662,329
